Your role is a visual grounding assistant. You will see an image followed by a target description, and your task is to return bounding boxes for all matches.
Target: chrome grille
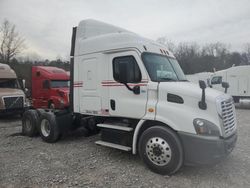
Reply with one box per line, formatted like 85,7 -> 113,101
221,98 -> 236,137
3,96 -> 24,109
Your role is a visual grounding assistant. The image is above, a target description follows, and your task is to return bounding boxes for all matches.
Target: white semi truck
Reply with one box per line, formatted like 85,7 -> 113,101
22,20 -> 237,175
209,65 -> 250,103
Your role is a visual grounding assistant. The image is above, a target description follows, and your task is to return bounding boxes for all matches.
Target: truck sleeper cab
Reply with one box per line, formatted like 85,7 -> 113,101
31,66 -> 70,109
0,63 -> 26,114
22,20 -> 237,175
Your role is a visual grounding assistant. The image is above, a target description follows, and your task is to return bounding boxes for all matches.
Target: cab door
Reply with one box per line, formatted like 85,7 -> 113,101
40,79 -> 51,108
107,51 -> 148,118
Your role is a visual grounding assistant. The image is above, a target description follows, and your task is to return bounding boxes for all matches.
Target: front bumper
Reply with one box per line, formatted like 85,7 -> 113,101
0,108 -> 25,115
179,131 -> 237,166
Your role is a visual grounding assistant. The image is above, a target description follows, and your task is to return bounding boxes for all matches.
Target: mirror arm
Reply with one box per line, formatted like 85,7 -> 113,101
225,88 -> 228,93
198,80 -> 207,110
123,83 -> 133,91
221,82 -> 229,93
199,89 -> 207,110
122,83 -> 140,95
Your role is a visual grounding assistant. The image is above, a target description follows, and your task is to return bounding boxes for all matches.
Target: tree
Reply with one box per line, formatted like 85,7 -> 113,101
0,19 -> 25,63
243,43 -> 250,54
201,42 -> 229,57
174,42 -> 200,74
156,37 -> 176,53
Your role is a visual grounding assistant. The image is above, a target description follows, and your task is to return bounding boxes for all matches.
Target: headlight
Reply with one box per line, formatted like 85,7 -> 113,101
193,118 -> 220,136
24,99 -> 31,107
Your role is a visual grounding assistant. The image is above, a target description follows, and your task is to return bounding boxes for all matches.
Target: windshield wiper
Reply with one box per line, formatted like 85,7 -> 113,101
159,77 -> 177,82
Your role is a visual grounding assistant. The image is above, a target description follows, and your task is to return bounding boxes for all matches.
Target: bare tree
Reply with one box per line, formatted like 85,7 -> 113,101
156,37 -> 176,53
243,43 -> 250,64
243,43 -> 250,54
201,42 -> 230,57
0,19 -> 25,63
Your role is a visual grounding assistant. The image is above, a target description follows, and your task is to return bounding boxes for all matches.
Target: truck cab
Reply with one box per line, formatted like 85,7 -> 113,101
72,20 -> 237,173
0,63 -> 26,114
31,66 -> 69,109
22,20 -> 237,175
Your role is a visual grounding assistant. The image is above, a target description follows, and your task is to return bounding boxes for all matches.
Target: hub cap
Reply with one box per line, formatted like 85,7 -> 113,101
41,119 -> 51,137
25,119 -> 32,131
146,137 -> 172,166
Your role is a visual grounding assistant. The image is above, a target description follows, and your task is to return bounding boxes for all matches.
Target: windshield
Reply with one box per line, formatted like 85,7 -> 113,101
142,53 -> 187,82
51,80 -> 69,88
0,79 -> 20,89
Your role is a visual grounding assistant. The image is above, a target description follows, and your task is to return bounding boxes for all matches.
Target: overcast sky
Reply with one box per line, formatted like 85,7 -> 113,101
1,0 -> 250,60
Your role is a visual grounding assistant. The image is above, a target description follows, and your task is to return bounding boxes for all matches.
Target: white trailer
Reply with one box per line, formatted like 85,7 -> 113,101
186,72 -> 213,86
209,66 -> 250,102
22,19 -> 237,175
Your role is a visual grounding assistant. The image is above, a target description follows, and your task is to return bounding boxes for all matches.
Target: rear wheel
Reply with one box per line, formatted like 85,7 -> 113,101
39,112 -> 60,143
233,96 -> 240,103
36,109 -> 46,117
22,110 -> 39,137
86,118 -> 100,134
139,126 -> 183,175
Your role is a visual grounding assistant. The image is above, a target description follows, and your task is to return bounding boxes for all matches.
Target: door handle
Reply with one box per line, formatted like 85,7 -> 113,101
110,99 -> 116,111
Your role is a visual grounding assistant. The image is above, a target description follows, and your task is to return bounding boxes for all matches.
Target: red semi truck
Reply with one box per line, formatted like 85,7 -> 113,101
31,66 -> 69,109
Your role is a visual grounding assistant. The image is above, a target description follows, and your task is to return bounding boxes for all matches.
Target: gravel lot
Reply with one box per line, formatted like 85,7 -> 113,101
0,109 -> 250,188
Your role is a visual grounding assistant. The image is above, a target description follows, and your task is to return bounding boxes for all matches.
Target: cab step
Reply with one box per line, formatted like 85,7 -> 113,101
97,123 -> 133,132
95,141 -> 132,151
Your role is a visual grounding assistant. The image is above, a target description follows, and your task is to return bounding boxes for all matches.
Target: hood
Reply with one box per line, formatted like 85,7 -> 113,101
0,88 -> 24,97
159,81 -> 227,103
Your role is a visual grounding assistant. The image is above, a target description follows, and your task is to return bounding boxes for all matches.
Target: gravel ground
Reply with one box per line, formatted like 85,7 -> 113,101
0,109 -> 250,188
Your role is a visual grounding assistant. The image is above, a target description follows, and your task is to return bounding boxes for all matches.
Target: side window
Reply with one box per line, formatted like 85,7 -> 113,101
113,56 -> 141,83
43,80 -> 50,89
211,76 -> 222,85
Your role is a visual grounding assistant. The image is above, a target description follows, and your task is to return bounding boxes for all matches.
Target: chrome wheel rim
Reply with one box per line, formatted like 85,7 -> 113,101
41,119 -> 51,137
25,119 -> 32,131
146,137 -> 172,166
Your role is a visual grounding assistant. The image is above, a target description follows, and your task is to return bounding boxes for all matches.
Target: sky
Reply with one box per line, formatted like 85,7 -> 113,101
0,0 -> 250,60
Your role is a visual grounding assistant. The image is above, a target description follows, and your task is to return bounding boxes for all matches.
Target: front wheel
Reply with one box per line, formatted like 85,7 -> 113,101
138,126 -> 183,175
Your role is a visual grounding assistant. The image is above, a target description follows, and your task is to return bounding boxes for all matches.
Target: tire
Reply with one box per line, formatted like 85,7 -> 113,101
36,109 -> 46,117
39,112 -> 61,143
138,126 -> 183,175
22,110 -> 39,137
233,96 -> 240,103
86,118 -> 99,134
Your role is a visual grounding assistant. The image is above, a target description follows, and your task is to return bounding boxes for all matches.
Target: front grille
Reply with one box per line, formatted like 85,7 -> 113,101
221,98 -> 236,137
3,96 -> 24,109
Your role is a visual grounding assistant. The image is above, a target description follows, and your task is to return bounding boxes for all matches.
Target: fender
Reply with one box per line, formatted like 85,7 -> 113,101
132,118 -> 179,154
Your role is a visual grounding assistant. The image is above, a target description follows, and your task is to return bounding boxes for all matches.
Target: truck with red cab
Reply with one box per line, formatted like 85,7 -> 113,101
31,66 -> 69,109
